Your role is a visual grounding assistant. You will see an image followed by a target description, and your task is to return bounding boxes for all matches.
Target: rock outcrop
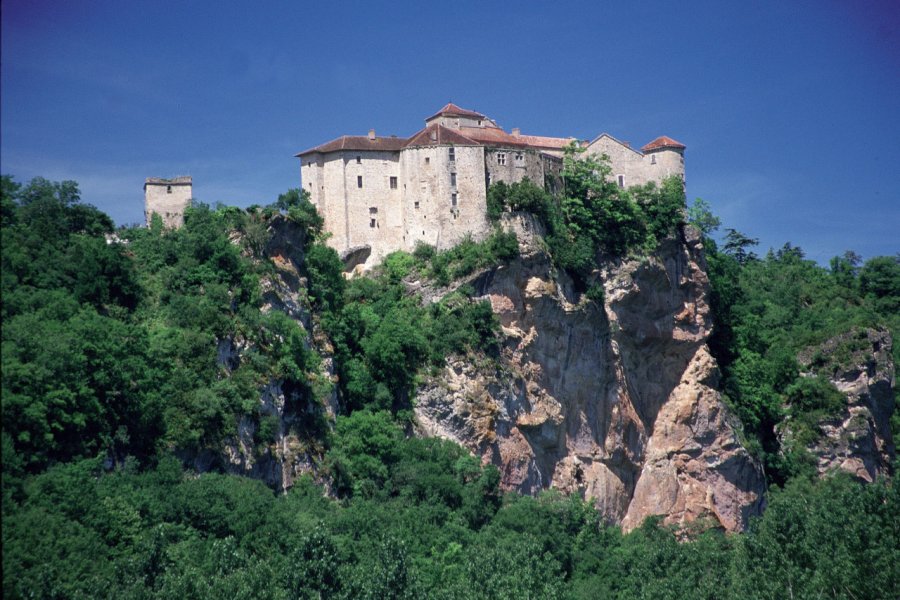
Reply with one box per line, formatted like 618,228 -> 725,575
785,328 -> 896,482
217,216 -> 336,491
415,216 -> 766,531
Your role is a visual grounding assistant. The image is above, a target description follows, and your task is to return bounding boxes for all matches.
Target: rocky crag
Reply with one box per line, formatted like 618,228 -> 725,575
213,217 -> 337,492
784,327 -> 896,482
415,216 -> 766,531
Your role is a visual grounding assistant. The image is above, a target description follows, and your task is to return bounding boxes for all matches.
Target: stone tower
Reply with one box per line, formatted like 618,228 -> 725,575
640,136 -> 686,182
144,176 -> 192,228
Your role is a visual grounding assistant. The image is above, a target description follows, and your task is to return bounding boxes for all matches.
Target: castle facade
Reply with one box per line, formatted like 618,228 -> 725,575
297,104 -> 684,268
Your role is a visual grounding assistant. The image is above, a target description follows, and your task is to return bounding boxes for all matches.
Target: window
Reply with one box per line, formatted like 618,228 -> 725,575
414,201 -> 420,209
390,176 -> 398,189
356,156 -> 361,164
515,153 -> 524,164
650,155 -> 657,165
425,157 -> 430,164
448,147 -> 455,161
450,172 -> 457,187
369,207 -> 377,215
370,218 -> 376,228
166,185 -> 172,194
451,193 -> 458,207
497,152 -> 506,166
617,175 -> 625,188
357,176 -> 363,188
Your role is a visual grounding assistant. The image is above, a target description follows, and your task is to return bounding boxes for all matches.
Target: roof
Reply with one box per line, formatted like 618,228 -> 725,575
425,102 -> 486,121
296,135 -> 408,156
641,135 -> 686,152
145,176 -> 191,186
404,124 -> 481,147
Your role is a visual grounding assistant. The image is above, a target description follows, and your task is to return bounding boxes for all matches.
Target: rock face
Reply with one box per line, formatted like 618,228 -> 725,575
787,328 -> 896,482
216,216 -> 336,491
415,216 -> 766,531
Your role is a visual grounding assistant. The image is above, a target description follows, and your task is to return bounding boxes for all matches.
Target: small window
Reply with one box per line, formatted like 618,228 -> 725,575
357,176 -> 363,188
369,207 -> 377,215
370,218 -> 376,228
497,152 -> 506,166
414,201 -> 420,209
356,156 -> 361,164
515,153 -> 524,164
451,193 -> 458,207
450,172 -> 457,187
390,176 -> 398,189
166,185 -> 172,194
617,175 -> 625,188
425,157 -> 430,164
650,155 -> 657,165
448,147 -> 455,161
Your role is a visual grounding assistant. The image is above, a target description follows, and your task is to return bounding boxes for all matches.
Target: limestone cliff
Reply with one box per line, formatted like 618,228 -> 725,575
782,328 -> 896,482
415,216 -> 766,531
214,217 -> 336,492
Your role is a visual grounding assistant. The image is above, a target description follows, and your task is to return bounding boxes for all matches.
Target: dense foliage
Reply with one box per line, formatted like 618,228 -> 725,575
691,200 -> 900,483
3,175 -> 898,598
487,145 -> 687,286
3,452 -> 896,598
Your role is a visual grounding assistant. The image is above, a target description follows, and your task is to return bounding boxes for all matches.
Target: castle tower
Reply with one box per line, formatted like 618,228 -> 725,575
144,176 -> 192,228
640,136 -> 686,183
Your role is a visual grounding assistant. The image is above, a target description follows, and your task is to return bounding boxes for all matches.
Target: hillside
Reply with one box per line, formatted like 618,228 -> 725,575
1,172 -> 898,598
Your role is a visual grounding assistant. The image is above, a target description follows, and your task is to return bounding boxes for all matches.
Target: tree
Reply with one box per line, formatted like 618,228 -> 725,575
722,228 -> 759,265
686,198 -> 721,237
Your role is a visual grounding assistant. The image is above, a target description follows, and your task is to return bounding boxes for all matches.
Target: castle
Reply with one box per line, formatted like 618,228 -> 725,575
297,104 -> 684,268
144,176 -> 192,228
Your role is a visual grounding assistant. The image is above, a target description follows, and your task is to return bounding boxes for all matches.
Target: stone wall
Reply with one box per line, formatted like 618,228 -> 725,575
145,177 -> 192,228
400,145 -> 491,253
484,147 -> 546,188
584,136 -> 685,189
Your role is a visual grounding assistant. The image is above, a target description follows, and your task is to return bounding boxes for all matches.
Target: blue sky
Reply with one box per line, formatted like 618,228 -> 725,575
2,0 -> 898,263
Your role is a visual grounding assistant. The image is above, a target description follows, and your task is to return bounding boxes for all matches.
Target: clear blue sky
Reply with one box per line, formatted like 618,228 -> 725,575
2,0 -> 898,263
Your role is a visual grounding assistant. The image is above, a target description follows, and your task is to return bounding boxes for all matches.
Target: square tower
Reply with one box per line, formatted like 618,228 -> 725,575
144,176 -> 192,228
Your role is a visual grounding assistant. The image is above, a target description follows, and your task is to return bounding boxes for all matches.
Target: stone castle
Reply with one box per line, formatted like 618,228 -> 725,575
298,103 -> 685,269
144,176 -> 192,228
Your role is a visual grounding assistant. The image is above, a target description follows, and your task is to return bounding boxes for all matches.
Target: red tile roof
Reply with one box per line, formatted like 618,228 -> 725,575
404,124 -> 481,147
425,102 -> 486,121
296,135 -> 408,156
641,136 -> 686,152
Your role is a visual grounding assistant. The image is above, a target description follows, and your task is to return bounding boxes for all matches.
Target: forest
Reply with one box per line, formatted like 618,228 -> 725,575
2,159 -> 898,599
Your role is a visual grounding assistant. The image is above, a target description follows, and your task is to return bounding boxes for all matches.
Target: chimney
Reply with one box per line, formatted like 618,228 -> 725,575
512,127 -> 521,137
368,129 -> 376,140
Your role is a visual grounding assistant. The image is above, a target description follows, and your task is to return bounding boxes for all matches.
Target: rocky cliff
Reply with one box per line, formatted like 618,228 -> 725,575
213,217 -> 337,492
784,327 -> 896,482
415,216 -> 766,531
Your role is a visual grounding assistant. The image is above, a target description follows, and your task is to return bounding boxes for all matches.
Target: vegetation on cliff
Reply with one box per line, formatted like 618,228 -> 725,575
2,172 -> 898,598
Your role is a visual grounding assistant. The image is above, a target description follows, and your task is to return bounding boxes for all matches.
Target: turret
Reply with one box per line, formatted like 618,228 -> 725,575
641,136 -> 686,182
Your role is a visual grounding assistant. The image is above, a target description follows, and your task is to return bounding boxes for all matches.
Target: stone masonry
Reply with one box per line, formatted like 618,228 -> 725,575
144,176 -> 192,228
297,104 -> 685,269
